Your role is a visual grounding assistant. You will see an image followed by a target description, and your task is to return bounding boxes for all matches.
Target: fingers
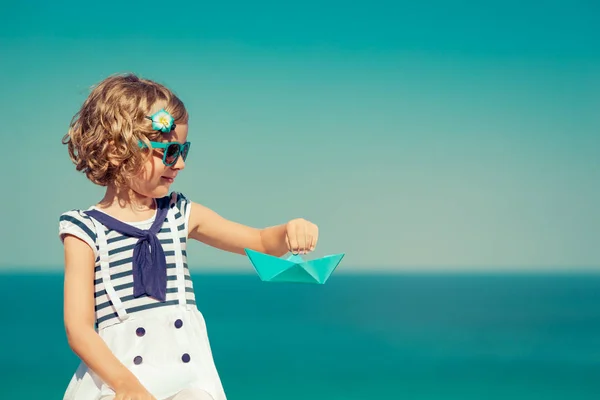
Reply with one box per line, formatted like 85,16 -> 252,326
288,220 -> 307,255
299,221 -> 307,254
112,391 -> 156,400
310,225 -> 319,252
285,233 -> 291,254
286,219 -> 319,255
286,222 -> 299,255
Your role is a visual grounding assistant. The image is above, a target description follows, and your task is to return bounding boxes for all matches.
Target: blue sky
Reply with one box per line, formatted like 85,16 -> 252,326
1,0 -> 599,272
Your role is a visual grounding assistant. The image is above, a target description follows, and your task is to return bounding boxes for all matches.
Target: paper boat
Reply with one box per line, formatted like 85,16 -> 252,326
244,249 -> 345,284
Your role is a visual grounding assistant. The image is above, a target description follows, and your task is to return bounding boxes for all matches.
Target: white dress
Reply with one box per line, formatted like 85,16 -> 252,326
58,192 -> 227,400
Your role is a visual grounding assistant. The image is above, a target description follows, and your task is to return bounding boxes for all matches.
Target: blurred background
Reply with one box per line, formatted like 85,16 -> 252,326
1,0 -> 599,399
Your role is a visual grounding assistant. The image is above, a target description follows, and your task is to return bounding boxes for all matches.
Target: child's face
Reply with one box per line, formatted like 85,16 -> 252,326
130,122 -> 189,199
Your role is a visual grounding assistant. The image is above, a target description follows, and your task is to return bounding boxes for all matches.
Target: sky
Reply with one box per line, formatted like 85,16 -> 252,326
1,0 -> 599,273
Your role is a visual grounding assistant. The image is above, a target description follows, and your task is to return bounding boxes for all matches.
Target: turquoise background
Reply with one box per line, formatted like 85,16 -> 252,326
1,0 -> 599,272
1,1 -> 599,399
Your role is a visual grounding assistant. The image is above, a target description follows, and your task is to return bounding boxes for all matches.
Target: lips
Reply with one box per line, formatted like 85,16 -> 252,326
161,176 -> 175,183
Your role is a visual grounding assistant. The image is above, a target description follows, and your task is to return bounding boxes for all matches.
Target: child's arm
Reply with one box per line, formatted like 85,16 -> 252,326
63,235 -> 155,399
187,201 -> 319,256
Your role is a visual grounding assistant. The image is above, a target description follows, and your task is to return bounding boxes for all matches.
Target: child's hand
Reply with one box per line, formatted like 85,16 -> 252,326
284,218 -> 319,254
113,380 -> 157,400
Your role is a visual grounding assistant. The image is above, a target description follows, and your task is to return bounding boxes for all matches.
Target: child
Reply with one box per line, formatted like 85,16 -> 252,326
58,73 -> 319,400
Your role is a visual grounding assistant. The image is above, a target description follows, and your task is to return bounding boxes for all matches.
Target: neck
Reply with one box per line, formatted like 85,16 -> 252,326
99,184 -> 156,213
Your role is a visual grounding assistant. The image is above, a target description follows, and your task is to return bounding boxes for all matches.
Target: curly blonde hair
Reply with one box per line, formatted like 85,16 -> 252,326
62,73 -> 189,187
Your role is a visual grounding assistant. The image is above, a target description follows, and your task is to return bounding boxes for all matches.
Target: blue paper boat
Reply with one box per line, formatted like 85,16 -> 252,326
244,249 -> 345,284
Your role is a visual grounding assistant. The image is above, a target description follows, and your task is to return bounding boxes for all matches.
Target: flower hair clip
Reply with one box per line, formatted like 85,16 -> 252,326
145,108 -> 176,133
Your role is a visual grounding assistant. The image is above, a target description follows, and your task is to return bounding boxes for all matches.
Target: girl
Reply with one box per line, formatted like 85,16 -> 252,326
58,73 -> 319,400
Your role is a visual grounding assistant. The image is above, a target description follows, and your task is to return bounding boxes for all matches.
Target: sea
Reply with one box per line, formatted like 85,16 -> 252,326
1,271 -> 600,399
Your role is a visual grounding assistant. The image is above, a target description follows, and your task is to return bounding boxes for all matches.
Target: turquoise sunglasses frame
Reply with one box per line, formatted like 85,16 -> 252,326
139,140 -> 191,167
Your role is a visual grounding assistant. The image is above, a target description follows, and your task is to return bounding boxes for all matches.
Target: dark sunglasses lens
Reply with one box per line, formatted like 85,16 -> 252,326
165,144 -> 180,165
181,144 -> 190,161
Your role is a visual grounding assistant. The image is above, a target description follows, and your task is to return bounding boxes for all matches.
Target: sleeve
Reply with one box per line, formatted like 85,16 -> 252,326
58,210 -> 98,255
169,191 -> 192,232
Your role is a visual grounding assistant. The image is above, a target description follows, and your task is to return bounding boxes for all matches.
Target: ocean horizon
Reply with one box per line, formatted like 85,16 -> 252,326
1,270 -> 600,399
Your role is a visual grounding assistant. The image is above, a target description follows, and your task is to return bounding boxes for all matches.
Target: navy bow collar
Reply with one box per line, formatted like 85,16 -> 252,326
85,198 -> 170,302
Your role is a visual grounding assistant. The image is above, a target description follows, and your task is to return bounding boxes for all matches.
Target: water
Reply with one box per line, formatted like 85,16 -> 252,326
1,271 -> 600,399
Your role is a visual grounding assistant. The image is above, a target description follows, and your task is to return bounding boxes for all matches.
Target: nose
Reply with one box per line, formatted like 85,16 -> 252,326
172,153 -> 186,170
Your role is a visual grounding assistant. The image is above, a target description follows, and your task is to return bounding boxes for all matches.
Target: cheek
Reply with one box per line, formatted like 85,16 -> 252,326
139,156 -> 166,181
127,154 -> 171,197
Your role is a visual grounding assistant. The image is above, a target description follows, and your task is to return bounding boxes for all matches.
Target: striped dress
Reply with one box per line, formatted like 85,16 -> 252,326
58,192 -> 196,329
58,192 -> 227,400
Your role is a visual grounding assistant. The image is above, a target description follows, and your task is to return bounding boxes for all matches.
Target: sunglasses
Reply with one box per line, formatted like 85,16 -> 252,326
139,140 -> 191,167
